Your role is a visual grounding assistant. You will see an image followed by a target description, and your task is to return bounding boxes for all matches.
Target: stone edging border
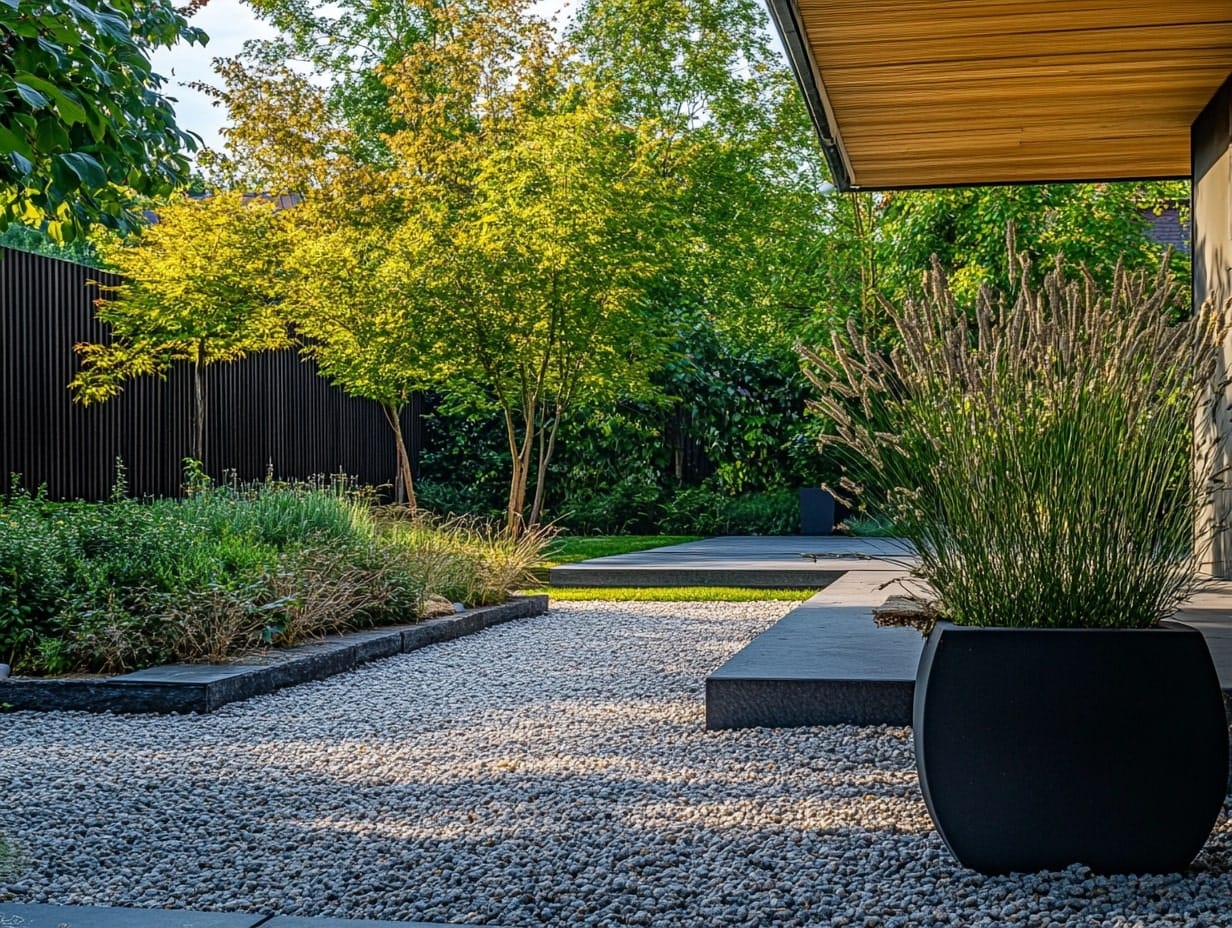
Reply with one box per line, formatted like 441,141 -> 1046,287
0,594 -> 549,716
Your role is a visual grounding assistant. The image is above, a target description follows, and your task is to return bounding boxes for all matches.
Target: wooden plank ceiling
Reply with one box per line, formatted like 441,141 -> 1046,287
776,0 -> 1232,189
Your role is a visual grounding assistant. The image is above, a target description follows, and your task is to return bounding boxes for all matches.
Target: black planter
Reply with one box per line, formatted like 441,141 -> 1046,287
799,487 -> 835,535
914,621 -> 1229,875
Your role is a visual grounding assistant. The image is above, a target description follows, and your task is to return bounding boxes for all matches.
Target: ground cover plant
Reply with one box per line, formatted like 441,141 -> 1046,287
0,473 -> 545,675
805,243 -> 1227,628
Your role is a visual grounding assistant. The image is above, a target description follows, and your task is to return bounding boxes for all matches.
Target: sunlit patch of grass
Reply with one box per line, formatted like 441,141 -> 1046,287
535,586 -> 814,602
542,535 -> 701,566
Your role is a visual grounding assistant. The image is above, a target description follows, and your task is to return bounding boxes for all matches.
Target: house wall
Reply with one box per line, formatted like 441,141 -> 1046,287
1194,73 -> 1232,576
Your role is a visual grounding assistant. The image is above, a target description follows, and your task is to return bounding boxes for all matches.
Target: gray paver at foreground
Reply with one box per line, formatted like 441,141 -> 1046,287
0,905 -> 495,928
705,573 -> 924,727
0,903 -> 261,927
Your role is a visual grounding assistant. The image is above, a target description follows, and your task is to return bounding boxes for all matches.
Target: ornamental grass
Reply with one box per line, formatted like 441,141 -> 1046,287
803,241 -> 1230,629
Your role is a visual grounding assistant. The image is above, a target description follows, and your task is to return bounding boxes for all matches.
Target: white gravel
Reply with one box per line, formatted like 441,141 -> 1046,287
1,600 -> 1230,928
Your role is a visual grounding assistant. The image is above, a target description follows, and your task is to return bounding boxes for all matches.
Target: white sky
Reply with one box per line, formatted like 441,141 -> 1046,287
149,0 -> 279,154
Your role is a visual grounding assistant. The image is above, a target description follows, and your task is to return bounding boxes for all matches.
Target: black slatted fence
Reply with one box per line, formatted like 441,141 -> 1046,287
0,246 -> 421,500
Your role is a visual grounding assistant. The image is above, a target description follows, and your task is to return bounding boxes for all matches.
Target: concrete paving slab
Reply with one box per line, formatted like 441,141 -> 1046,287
708,575 -> 1232,730
0,903 -> 262,927
1174,582 -> 1232,690
705,592 -> 923,728
549,535 -> 915,588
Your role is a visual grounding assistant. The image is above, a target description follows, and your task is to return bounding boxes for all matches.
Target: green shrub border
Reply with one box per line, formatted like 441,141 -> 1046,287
0,595 -> 546,715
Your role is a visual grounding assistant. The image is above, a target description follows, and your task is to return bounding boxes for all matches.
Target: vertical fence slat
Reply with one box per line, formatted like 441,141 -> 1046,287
0,246 -> 418,499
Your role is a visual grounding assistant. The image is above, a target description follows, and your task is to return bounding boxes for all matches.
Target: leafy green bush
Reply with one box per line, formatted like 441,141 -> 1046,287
839,513 -> 901,537
558,473 -> 664,535
0,476 -> 546,675
804,249 -> 1224,629
660,485 -> 798,536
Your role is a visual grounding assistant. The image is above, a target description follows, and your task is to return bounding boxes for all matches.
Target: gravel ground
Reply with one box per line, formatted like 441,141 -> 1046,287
1,600 -> 1230,928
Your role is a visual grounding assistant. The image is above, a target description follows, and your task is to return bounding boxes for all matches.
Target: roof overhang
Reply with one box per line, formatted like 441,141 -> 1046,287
766,1 -> 1232,191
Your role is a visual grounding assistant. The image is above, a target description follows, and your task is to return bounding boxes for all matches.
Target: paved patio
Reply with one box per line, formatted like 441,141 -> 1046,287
548,535 -> 913,588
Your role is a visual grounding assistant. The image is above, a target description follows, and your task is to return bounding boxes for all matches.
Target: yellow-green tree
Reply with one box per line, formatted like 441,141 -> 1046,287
71,192 -> 290,463
286,214 -> 433,508
204,0 -> 672,533
418,94 -> 669,532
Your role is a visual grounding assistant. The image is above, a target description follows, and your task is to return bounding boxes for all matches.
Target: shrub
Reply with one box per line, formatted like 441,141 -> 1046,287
557,474 -> 664,535
377,513 -> 550,607
660,484 -> 798,536
0,476 -> 547,674
723,488 -> 798,535
803,246 -> 1226,629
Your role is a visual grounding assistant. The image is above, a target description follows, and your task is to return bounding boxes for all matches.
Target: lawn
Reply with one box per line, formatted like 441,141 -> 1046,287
545,586 -> 813,602
542,534 -> 701,566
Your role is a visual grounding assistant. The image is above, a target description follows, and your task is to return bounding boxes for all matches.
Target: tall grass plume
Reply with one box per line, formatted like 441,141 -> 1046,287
803,242 -> 1230,628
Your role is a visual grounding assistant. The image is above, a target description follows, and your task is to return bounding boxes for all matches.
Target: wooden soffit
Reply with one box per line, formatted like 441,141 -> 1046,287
767,0 -> 1232,190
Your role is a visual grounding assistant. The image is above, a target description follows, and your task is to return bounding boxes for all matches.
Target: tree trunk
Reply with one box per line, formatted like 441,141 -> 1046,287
527,400 -> 563,529
505,407 -> 535,538
383,402 -> 418,511
191,339 -> 206,464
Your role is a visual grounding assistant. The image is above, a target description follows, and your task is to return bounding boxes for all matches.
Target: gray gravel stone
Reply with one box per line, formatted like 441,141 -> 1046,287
0,600 -> 1229,927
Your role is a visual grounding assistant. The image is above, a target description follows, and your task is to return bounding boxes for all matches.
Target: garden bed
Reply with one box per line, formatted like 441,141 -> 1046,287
0,595 -> 546,714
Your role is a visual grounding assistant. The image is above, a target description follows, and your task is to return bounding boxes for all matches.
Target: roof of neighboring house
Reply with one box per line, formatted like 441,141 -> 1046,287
766,1 -> 1232,191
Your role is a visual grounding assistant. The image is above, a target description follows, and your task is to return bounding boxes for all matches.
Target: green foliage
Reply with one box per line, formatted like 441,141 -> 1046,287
869,183 -> 1189,311
840,514 -> 901,538
0,474 -> 547,674
804,250 -> 1224,629
0,0 -> 205,240
206,0 -> 828,536
659,486 -> 798,536
70,193 -> 291,461
377,514 -> 550,607
561,474 -> 665,536
0,223 -> 101,266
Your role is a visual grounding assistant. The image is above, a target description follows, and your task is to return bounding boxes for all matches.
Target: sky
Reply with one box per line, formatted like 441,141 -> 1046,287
148,0 -> 278,154
148,0 -> 576,155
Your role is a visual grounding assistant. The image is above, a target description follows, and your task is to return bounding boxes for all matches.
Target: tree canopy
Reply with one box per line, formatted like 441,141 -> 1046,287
0,0 -> 206,240
71,193 -> 290,462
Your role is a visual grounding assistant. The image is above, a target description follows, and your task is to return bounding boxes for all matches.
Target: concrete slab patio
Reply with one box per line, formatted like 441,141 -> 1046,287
706,565 -> 1232,730
548,534 -> 912,588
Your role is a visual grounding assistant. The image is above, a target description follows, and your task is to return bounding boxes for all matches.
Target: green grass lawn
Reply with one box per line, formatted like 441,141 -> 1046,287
541,586 -> 814,602
532,535 -> 815,601
542,534 -> 701,566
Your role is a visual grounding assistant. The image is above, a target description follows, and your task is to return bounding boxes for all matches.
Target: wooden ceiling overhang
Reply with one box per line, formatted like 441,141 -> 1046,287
767,1 -> 1232,191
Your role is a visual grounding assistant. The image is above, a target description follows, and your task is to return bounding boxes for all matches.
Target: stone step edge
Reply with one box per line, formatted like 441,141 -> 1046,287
0,595 -> 548,716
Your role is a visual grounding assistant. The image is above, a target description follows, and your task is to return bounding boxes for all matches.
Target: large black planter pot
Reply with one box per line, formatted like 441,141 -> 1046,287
914,621 -> 1229,875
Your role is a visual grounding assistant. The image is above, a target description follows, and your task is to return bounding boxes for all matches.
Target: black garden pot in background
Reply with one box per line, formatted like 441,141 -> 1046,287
799,487 -> 836,535
914,621 -> 1229,875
